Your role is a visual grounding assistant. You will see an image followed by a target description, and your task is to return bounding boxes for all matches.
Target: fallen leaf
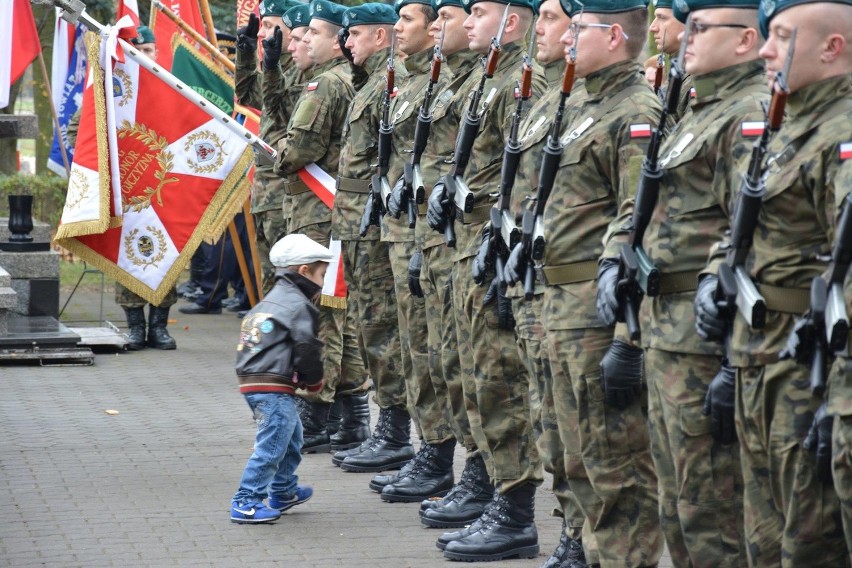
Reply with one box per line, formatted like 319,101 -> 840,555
105,409 -> 119,415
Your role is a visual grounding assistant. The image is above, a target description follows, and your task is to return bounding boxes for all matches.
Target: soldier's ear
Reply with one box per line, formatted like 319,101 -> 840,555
735,27 -> 759,55
822,33 -> 846,63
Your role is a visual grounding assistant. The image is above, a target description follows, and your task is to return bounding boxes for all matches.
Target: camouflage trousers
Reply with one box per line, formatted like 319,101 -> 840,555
829,357 -> 852,562
298,223 -> 368,404
115,283 -> 177,308
737,360 -> 846,567
253,209 -> 289,295
341,238 -> 405,409
421,245 -> 475,451
390,241 -> 453,443
545,323 -> 663,568
513,293 -> 586,539
644,348 -> 747,568
452,252 -> 541,493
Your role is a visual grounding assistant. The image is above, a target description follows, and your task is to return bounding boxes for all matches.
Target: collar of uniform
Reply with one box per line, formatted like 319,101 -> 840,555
447,48 -> 480,76
362,46 -> 393,76
543,58 -> 565,88
492,40 -> 524,77
312,56 -> 346,77
583,59 -> 643,100
692,59 -> 764,106
786,74 -> 852,121
403,46 -> 433,75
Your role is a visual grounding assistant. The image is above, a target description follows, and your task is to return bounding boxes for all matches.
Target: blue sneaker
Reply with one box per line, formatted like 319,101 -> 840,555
230,501 -> 282,524
269,486 -> 313,512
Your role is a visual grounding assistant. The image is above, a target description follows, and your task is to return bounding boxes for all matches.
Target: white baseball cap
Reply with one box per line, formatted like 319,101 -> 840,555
269,234 -> 334,268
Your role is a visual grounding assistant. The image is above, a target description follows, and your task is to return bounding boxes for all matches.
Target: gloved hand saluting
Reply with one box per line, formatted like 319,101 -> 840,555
237,12 -> 260,53
599,340 -> 643,410
262,26 -> 283,71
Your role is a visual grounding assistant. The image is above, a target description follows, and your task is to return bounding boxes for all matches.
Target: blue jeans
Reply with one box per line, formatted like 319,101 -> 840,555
233,393 -> 303,505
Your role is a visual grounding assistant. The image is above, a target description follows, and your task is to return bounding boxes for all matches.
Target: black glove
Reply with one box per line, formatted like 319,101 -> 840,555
338,27 -> 354,64
483,277 -> 515,330
503,242 -> 525,287
703,360 -> 737,444
387,176 -> 405,219
596,258 -> 620,327
408,250 -> 424,298
262,26 -> 283,71
236,12 -> 260,53
695,274 -> 725,341
472,225 -> 493,286
359,193 -> 376,238
427,182 -> 447,232
804,402 -> 834,484
599,340 -> 644,410
780,316 -> 816,364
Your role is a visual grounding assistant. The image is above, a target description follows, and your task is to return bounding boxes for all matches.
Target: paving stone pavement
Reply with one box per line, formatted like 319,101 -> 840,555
0,283 -> 672,568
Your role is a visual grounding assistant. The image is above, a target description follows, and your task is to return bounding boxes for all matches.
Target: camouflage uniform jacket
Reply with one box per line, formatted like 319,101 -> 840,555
725,75 -> 852,367
382,47 -> 451,244
505,59 -> 587,299
643,59 -> 768,355
541,59 -> 662,331
332,47 -> 400,242
274,58 -> 354,232
236,47 -> 296,213
416,48 -> 480,251
453,41 -> 547,260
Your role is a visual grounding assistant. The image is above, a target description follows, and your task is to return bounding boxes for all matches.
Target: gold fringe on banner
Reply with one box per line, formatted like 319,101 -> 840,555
320,294 -> 347,310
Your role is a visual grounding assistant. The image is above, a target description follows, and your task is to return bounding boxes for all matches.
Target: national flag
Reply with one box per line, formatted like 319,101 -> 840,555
306,81 -> 318,91
630,124 -> 652,138
116,0 -> 140,27
54,31 -> 254,306
150,0 -> 206,71
0,0 -> 42,109
841,142 -> 852,161
689,87 -> 696,99
48,19 -> 89,177
741,121 -> 764,137
295,163 -> 348,308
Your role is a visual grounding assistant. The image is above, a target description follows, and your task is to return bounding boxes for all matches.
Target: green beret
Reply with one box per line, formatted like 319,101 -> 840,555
563,0 -> 646,12
653,0 -> 673,8
259,0 -> 301,17
674,0 -> 758,22
283,3 -> 312,28
759,0 -> 851,37
131,25 -> 156,45
343,3 -> 399,27
558,0 -> 574,14
310,0 -> 347,26
461,0 -> 537,15
433,0 -> 465,9
396,0 -> 434,14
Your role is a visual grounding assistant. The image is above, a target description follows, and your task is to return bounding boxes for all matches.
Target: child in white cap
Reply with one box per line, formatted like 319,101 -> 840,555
230,234 -> 333,523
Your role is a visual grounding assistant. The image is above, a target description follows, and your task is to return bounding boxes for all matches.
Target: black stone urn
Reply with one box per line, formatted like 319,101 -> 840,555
7,194 -> 34,243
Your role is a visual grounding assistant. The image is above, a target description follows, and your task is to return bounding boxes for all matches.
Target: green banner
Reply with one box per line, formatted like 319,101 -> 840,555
170,34 -> 235,116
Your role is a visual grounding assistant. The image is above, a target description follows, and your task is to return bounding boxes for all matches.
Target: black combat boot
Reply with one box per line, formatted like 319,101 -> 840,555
327,398 -> 344,438
331,406 -> 387,467
329,393 -> 370,451
541,519 -> 586,568
368,439 -> 426,493
442,482 -> 539,562
339,406 -> 414,472
300,401 -> 332,454
421,453 -> 493,528
435,492 -> 499,551
380,438 -> 455,502
123,307 -> 147,351
146,306 -> 177,350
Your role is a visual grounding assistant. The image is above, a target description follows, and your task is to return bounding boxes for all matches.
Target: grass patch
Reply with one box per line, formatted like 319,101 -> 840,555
60,260 -> 116,291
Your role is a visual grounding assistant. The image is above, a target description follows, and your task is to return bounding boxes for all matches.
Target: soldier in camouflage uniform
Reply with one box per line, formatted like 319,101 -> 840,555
533,0 -> 664,564
644,0 -> 694,120
367,0 -> 461,502
500,1 -> 592,564
236,0 -> 300,294
692,0 -> 852,564
410,0 -> 498,531
631,0 -> 768,564
424,0 -> 547,561
325,3 -> 416,473
273,0 -> 369,453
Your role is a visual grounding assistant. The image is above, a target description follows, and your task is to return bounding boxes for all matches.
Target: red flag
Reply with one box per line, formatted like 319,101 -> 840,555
0,0 -> 42,109
150,0 -> 206,71
54,32 -> 253,305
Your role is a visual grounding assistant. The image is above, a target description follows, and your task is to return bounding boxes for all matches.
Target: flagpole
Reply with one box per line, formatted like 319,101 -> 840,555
151,0 -> 234,73
36,51 -> 71,176
38,0 -> 276,161
197,0 -> 218,48
229,220 -> 258,306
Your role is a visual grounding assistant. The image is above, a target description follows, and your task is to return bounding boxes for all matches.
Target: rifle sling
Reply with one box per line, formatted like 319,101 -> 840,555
658,270 -> 700,295
337,176 -> 372,193
537,260 -> 598,285
757,283 -> 810,315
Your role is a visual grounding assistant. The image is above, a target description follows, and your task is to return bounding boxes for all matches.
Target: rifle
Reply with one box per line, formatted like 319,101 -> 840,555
653,30 -> 666,95
516,13 -> 580,300
360,32 -> 397,237
395,22 -> 447,229
613,17 -> 690,341
438,3 -> 510,247
490,25 -> 536,275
